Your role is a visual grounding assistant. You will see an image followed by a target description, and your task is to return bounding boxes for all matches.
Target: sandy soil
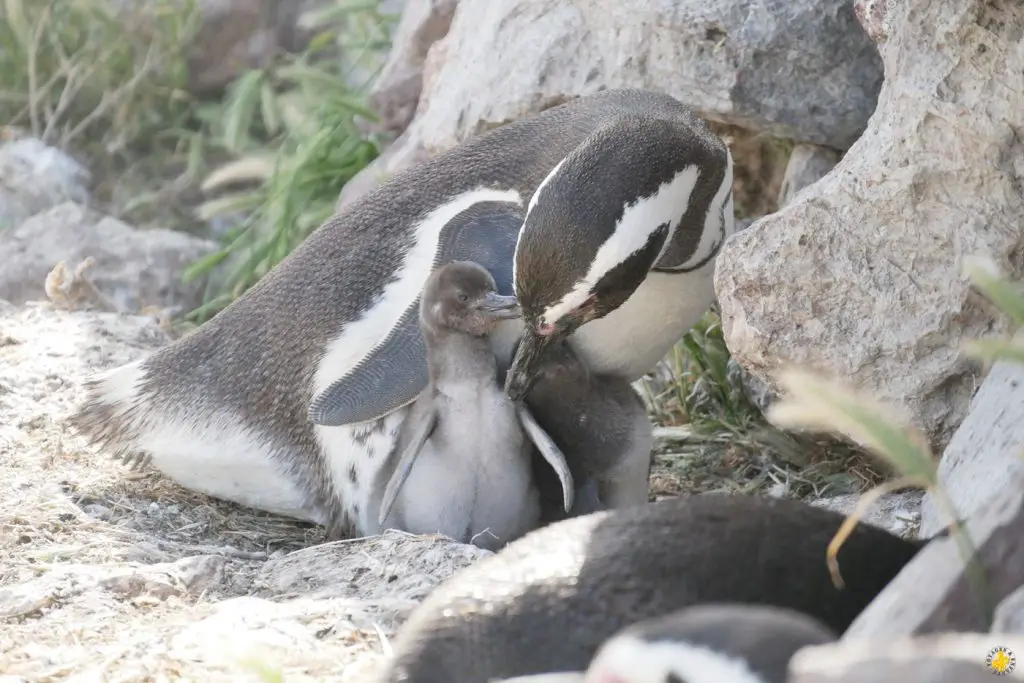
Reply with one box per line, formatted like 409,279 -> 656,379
0,301 -> 489,682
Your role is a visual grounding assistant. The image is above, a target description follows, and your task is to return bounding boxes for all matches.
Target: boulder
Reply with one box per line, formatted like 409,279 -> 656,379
810,490 -> 923,540
777,144 -> 842,208
790,633 -> 1024,681
407,0 -> 881,154
919,332 -> 1024,538
992,584 -> 1024,635
715,0 -> 1024,452
0,137 -> 90,230
182,0 -> 313,96
843,470 -> 1024,637
369,0 -> 460,137
337,0 -> 879,211
0,202 -> 218,313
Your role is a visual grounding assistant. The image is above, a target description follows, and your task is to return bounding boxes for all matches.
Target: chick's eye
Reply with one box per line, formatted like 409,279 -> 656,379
457,293 -> 469,303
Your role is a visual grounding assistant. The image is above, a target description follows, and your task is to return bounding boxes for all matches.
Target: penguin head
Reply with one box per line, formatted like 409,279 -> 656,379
504,118 -> 687,401
494,605 -> 837,683
420,260 -> 521,337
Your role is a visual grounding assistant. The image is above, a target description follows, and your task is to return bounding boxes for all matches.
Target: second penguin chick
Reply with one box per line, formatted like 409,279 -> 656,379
373,260 -> 573,551
523,339 -> 653,523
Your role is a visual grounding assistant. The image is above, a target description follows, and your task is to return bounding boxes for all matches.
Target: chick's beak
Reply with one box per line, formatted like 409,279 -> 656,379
476,292 -> 522,320
504,328 -> 559,402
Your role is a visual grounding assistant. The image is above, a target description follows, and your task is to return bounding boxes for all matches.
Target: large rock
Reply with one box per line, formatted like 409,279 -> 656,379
0,137 -> 90,230
182,0 -> 312,95
715,0 -> 1024,452
777,144 -> 842,207
406,0 -> 881,154
369,0 -> 460,137
790,633 -> 1024,681
0,202 -> 218,312
810,490 -> 922,540
336,0 -> 872,213
843,470 -> 1024,637
919,333 -> 1024,538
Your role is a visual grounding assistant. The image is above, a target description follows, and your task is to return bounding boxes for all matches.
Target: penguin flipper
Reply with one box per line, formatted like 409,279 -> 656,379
378,401 -> 438,527
308,200 -> 524,427
516,403 -> 575,513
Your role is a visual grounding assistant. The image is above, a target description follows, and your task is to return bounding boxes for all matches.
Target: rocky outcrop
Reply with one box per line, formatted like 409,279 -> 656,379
368,0 -> 460,137
337,0 -> 881,210
919,332 -> 1024,538
412,0 -> 881,153
844,470 -> 1024,637
777,144 -> 842,208
715,0 -> 1024,452
0,137 -> 90,230
0,202 -> 218,313
790,633 -> 1024,681
811,490 -> 922,539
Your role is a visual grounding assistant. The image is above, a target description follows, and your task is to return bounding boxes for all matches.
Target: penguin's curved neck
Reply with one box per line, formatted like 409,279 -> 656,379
423,327 -> 497,386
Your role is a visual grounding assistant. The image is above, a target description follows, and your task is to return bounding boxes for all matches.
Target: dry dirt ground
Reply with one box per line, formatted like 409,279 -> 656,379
0,301 -> 493,682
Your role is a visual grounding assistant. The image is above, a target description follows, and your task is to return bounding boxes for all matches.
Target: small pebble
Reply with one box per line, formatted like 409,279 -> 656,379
165,504 -> 181,516
147,502 -> 161,516
83,503 -> 112,520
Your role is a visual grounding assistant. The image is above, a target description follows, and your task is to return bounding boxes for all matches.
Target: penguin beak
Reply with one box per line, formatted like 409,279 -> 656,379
504,328 -> 558,402
477,292 -> 522,319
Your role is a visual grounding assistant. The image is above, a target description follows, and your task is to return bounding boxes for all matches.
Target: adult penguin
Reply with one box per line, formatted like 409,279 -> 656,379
72,88 -> 735,539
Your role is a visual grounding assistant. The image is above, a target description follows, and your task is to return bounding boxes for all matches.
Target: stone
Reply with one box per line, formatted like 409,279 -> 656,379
0,202 -> 218,312
789,633 -> 1024,682
809,490 -> 923,540
369,0 -> 460,137
181,0 -> 313,96
777,144 -> 842,208
919,333 -> 1024,538
404,0 -> 881,156
992,584 -> 1024,635
715,0 -> 1024,453
0,138 -> 90,230
843,470 -> 1024,637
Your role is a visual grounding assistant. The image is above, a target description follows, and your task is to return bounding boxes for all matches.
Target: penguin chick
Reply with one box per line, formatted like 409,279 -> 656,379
523,339 -> 653,523
372,260 -> 572,551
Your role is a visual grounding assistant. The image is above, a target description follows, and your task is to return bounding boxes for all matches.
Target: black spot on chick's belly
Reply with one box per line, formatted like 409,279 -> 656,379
348,464 -> 358,484
666,674 -> 689,683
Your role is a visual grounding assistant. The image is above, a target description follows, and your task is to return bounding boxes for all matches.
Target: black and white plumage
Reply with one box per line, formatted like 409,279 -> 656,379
488,607 -> 1013,683
376,495 -> 926,683
492,604 -> 839,683
70,88 -> 735,539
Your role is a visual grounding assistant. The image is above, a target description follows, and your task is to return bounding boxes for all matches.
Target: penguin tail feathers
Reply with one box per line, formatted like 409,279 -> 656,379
69,358 -> 153,467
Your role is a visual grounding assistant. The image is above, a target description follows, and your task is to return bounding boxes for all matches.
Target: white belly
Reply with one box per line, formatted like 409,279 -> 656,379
393,383 -> 538,549
568,267 -> 716,380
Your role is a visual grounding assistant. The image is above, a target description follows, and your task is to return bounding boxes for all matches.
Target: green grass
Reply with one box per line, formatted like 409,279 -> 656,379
0,0 -> 397,319
181,1 -> 398,321
639,310 -> 885,501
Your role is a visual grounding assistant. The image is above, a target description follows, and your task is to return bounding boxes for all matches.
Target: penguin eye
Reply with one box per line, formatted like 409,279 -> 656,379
457,292 -> 469,304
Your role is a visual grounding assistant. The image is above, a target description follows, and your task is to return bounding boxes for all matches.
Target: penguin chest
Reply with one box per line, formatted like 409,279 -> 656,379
401,383 -> 537,547
568,267 -> 717,380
